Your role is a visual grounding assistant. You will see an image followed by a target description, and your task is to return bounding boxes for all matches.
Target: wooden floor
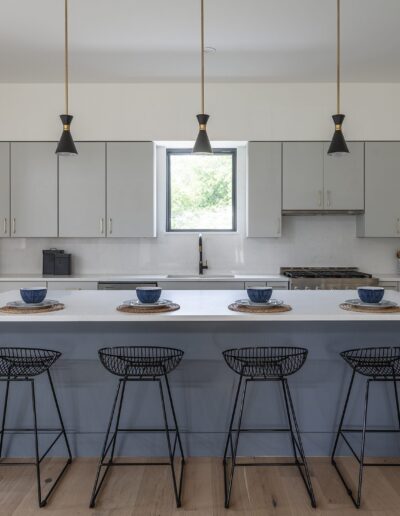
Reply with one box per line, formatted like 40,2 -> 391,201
0,457 -> 400,515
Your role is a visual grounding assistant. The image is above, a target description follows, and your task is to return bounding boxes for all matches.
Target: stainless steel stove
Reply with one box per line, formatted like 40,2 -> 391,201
281,267 -> 379,290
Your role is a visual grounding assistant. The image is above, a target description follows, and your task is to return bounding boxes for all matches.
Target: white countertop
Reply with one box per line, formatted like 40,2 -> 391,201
0,289 -> 400,322
0,273 -> 288,283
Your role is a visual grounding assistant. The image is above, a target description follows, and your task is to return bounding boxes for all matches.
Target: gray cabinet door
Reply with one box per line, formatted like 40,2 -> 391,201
11,143 -> 58,237
323,142 -> 364,211
107,142 -> 156,237
59,143 -> 106,237
247,142 -> 282,237
0,143 -> 10,237
283,142 -> 324,210
357,142 -> 400,237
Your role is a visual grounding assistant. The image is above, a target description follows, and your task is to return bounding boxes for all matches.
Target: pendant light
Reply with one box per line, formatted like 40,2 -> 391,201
327,0 -> 349,156
56,0 -> 77,155
193,0 -> 212,154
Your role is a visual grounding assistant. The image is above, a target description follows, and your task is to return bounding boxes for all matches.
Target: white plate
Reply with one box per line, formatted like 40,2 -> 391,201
235,298 -> 284,307
122,299 -> 172,308
345,299 -> 398,309
6,299 -> 60,309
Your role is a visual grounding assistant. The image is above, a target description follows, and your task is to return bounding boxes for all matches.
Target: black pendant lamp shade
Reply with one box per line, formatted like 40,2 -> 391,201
328,0 -> 349,157
56,0 -> 77,156
56,114 -> 77,155
328,114 -> 349,156
193,114 -> 212,154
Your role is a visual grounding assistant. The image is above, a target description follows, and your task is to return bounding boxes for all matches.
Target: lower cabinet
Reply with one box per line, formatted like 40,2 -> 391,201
0,281 -> 47,293
158,281 -> 244,290
47,281 -> 98,291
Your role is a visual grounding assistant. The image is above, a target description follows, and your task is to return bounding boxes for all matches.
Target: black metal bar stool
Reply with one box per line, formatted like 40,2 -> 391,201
0,347 -> 72,507
222,346 -> 316,508
89,346 -> 185,508
332,346 -> 400,508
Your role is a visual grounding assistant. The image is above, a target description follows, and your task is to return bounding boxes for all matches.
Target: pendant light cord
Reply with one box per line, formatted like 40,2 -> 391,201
64,0 -> 69,115
336,0 -> 340,114
200,0 -> 205,114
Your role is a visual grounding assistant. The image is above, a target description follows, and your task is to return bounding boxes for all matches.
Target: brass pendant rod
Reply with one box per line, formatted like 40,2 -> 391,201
64,0 -> 69,115
200,0 -> 205,114
336,0 -> 340,114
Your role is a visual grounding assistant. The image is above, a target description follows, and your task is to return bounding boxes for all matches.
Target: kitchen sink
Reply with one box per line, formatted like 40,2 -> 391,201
167,274 -> 236,279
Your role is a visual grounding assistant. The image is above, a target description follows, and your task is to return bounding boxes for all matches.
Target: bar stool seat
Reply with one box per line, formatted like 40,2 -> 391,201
223,346 -> 307,377
340,347 -> 400,377
0,347 -> 72,508
332,346 -> 400,508
0,348 -> 60,377
90,346 -> 185,509
99,346 -> 184,377
222,346 -> 316,509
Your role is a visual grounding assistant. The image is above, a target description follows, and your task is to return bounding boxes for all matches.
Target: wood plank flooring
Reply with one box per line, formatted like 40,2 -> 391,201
0,457 -> 400,515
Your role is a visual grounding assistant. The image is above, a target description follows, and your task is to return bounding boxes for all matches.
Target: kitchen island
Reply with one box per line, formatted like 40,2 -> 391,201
1,289 -> 400,459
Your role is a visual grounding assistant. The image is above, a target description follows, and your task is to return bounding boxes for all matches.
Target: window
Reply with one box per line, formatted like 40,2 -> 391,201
166,149 -> 237,232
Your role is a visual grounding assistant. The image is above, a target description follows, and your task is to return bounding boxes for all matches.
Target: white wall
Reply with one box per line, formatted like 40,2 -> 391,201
0,81 -> 399,275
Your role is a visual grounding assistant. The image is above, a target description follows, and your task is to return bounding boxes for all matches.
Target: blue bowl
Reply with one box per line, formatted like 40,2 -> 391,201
20,287 -> 47,304
247,286 -> 273,304
136,287 -> 162,304
357,286 -> 385,304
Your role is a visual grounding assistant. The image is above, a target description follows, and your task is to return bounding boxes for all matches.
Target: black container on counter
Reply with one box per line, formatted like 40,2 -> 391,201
43,249 -> 72,276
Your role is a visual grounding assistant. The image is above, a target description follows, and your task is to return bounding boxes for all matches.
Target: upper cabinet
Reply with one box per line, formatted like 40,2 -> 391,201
283,142 -> 323,211
0,143 -> 10,238
323,142 -> 364,211
247,142 -> 282,237
106,142 -> 156,237
282,142 -> 364,212
59,142 -> 106,237
357,142 -> 400,237
10,142 -> 58,237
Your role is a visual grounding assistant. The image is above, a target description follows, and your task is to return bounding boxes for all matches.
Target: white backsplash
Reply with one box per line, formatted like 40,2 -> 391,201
0,215 -> 398,276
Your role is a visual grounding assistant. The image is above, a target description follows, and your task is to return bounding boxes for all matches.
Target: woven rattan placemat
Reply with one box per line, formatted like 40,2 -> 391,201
340,303 -> 400,314
117,303 -> 180,314
0,303 -> 65,315
228,303 -> 292,314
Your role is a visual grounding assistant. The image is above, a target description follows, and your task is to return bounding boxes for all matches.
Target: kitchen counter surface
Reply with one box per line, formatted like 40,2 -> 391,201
0,273 -> 288,283
1,289 -> 400,322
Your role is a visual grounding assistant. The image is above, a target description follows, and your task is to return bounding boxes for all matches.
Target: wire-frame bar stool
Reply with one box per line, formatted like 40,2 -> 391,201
331,346 -> 400,508
89,346 -> 185,508
0,347 -> 72,507
222,346 -> 316,509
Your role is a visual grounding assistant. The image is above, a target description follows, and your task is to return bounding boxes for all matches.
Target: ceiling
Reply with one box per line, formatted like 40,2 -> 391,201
1,0 -> 399,83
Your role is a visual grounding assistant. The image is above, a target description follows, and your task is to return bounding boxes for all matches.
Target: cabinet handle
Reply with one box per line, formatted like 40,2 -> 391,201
397,218 -> 400,235
3,218 -> 7,235
100,218 -> 104,235
12,218 -> 16,235
326,190 -> 332,208
277,217 -> 281,235
318,190 -> 323,207
109,218 -> 113,235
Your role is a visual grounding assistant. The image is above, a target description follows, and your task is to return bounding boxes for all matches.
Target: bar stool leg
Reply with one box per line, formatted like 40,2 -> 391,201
355,379 -> 370,508
30,380 -> 44,507
392,371 -> 400,430
159,378 -> 182,507
89,379 -> 125,508
47,371 -> 72,461
0,376 -> 11,458
163,373 -> 185,504
224,377 -> 248,509
283,379 -> 316,508
331,368 -> 356,463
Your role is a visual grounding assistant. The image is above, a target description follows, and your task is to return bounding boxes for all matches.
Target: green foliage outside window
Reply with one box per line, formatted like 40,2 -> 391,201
168,151 -> 236,231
